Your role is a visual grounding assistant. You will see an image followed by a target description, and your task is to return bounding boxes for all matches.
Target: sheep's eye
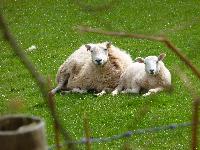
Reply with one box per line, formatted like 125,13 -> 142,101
90,50 -> 93,52
104,48 -> 107,51
156,61 -> 159,64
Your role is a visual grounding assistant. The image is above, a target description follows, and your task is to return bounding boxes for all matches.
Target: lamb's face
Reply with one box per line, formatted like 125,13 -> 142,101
135,53 -> 166,75
85,42 -> 111,66
144,56 -> 160,75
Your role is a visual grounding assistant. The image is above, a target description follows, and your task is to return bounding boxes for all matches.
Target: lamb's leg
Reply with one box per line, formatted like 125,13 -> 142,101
143,87 -> 164,97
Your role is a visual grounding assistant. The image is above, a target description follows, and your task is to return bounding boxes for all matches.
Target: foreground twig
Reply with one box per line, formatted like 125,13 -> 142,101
76,26 -> 200,80
176,68 -> 199,150
0,14 -> 77,150
192,98 -> 199,150
47,78 -> 61,150
83,113 -> 92,150
176,67 -> 198,98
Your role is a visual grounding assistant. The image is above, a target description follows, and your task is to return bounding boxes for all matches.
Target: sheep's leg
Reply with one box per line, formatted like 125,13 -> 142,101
143,87 -> 164,97
51,74 -> 70,95
72,88 -> 87,93
95,90 -> 106,96
61,88 -> 87,95
112,85 -> 123,96
51,82 -> 64,95
95,88 -> 113,96
121,88 -> 140,94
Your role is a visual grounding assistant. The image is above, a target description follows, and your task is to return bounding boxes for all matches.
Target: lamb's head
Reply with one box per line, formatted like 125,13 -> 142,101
135,53 -> 166,75
85,42 -> 111,66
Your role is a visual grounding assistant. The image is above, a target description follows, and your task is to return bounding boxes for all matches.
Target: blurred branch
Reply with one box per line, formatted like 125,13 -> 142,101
176,67 -> 198,98
83,113 -> 92,150
192,98 -> 199,150
47,78 -> 61,150
0,14 -> 77,150
128,105 -> 150,130
157,16 -> 200,35
175,67 -> 199,150
76,26 -> 165,41
0,15 -> 48,98
75,26 -> 200,80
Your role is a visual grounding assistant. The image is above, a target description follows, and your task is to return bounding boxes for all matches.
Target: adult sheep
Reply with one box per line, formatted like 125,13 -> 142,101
112,53 -> 171,96
51,42 -> 133,95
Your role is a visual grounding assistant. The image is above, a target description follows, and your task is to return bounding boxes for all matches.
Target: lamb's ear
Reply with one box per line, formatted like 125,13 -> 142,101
135,57 -> 144,63
105,41 -> 112,48
85,44 -> 91,51
158,53 -> 166,61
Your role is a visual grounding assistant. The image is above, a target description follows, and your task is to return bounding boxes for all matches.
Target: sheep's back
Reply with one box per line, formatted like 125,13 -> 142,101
56,45 -> 91,83
109,46 -> 133,71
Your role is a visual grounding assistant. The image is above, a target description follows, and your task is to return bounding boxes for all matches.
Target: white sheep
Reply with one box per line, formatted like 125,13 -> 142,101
112,53 -> 171,96
51,42 -> 133,95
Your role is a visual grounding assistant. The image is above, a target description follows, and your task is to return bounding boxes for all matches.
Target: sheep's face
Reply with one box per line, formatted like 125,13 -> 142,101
85,42 -> 111,66
135,53 -> 166,75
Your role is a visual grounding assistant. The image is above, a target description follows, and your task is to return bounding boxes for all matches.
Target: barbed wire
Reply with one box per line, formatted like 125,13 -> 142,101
48,121 -> 195,150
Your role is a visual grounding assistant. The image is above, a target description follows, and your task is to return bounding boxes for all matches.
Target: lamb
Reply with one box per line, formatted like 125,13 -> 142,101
51,42 -> 133,95
112,53 -> 171,96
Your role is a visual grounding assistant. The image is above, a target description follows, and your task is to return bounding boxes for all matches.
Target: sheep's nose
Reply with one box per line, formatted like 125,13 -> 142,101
95,59 -> 102,64
150,69 -> 154,74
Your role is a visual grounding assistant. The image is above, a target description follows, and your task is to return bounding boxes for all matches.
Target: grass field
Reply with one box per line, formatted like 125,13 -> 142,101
1,0 -> 200,149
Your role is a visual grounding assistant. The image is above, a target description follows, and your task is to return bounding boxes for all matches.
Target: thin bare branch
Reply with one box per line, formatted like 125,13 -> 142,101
157,17 -> 200,35
75,26 -> 200,80
191,98 -> 199,150
83,113 -> 92,150
0,15 -> 48,98
76,26 -> 165,42
176,67 -> 198,98
0,14 -> 77,150
175,67 -> 199,150
47,78 -> 61,150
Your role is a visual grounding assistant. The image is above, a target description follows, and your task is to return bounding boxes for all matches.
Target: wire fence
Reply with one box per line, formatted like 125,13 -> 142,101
48,121 -> 195,150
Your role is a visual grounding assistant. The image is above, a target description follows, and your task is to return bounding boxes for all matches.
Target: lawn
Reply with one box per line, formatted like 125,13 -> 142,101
1,0 -> 200,149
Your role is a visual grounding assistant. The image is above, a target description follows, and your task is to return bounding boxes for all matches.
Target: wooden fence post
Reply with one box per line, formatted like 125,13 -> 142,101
0,115 -> 47,150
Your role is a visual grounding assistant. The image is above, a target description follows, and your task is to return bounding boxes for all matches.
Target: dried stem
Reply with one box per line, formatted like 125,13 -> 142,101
175,67 -> 198,98
47,78 -> 61,150
0,14 -> 77,150
83,113 -> 92,150
192,98 -> 199,150
175,67 -> 199,150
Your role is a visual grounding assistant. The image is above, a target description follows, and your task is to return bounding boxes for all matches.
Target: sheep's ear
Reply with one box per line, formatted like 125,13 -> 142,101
105,41 -> 112,48
158,53 -> 166,61
85,44 -> 91,51
135,57 -> 144,63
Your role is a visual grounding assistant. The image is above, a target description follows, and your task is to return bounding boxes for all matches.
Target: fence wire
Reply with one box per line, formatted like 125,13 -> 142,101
49,121 -> 195,149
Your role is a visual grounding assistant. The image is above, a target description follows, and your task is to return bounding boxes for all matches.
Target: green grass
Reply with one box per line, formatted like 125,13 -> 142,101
1,0 -> 200,149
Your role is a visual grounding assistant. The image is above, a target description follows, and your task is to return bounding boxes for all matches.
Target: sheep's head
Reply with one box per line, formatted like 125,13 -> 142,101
135,53 -> 166,75
85,42 -> 111,66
